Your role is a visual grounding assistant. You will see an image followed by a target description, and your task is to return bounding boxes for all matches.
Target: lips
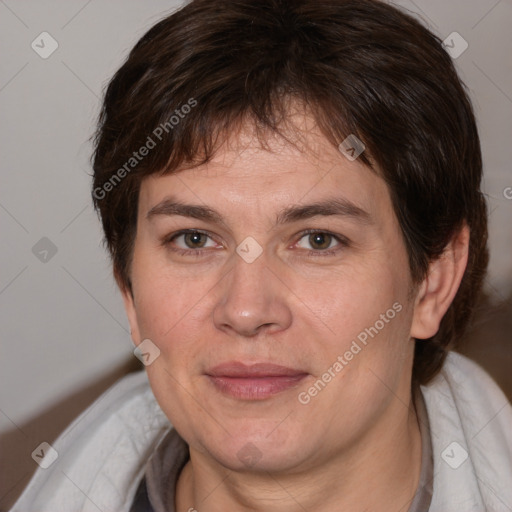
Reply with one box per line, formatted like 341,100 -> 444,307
206,361 -> 307,378
205,362 -> 309,400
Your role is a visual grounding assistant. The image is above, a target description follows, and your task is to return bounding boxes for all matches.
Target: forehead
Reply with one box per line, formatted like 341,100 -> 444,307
138,116 -> 392,224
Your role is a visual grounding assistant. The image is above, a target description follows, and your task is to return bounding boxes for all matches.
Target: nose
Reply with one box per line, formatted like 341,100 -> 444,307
213,250 -> 292,338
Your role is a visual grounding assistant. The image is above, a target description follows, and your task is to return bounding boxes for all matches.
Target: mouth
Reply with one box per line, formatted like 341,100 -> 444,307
205,362 -> 309,400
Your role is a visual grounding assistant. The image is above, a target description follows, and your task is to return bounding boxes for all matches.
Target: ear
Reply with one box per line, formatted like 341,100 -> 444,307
410,223 -> 470,340
120,284 -> 141,346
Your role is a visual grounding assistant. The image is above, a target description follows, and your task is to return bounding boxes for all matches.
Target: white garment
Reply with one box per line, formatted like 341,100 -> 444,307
9,352 -> 512,512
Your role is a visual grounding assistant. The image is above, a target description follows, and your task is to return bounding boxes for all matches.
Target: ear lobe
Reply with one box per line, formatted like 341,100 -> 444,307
410,223 -> 470,340
120,285 -> 141,345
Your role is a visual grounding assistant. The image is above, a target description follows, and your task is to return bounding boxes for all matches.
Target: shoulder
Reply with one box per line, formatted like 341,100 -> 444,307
428,351 -> 511,437
440,350 -> 509,397
421,351 -> 512,511
10,371 -> 172,512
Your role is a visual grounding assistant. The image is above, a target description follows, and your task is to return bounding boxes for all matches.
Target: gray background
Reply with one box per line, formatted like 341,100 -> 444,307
0,0 -> 511,508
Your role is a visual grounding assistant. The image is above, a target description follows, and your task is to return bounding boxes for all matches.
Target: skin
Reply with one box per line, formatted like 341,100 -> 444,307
122,113 -> 469,512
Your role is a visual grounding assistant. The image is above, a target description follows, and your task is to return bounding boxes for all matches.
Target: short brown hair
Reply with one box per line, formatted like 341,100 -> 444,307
91,0 -> 488,384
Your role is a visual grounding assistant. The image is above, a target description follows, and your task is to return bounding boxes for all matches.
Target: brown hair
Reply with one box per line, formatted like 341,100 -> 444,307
91,0 -> 488,384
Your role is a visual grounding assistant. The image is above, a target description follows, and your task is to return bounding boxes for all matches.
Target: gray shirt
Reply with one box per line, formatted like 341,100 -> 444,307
130,387 -> 433,511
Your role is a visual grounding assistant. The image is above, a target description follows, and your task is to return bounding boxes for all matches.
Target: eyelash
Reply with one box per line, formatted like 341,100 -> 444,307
294,229 -> 350,257
161,228 -> 350,258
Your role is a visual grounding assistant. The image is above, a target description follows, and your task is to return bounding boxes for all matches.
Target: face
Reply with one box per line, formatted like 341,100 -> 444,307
123,117 -> 419,475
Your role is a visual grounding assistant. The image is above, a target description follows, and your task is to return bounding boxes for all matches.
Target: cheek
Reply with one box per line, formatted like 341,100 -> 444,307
131,247 -> 215,339
300,259 -> 412,393
302,304 -> 412,426
299,258 -> 399,341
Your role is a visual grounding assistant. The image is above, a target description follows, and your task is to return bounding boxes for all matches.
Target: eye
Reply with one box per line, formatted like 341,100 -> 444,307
162,229 -> 220,255
295,230 -> 349,255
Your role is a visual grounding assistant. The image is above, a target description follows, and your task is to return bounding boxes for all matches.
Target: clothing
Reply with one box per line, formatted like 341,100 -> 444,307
129,387 -> 434,512
129,429 -> 189,512
9,352 -> 512,512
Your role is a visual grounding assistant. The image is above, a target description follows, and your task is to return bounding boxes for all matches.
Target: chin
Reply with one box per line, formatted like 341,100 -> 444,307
203,427 -> 311,474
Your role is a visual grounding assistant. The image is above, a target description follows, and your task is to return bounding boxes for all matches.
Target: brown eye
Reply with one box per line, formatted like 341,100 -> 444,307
308,233 -> 333,250
183,232 -> 208,248
164,230 -> 218,253
294,230 -> 350,256
296,232 -> 337,251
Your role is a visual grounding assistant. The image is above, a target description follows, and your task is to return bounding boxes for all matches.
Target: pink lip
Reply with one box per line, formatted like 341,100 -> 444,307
205,362 -> 308,400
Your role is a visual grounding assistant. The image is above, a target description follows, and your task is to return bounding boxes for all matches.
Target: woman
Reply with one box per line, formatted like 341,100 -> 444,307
11,1 -> 512,510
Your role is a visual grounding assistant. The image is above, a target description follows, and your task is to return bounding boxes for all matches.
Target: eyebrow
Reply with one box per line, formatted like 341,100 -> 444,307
276,198 -> 372,225
146,197 -> 372,225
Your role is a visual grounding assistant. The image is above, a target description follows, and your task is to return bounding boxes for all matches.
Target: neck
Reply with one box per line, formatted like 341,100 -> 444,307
175,390 -> 422,512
